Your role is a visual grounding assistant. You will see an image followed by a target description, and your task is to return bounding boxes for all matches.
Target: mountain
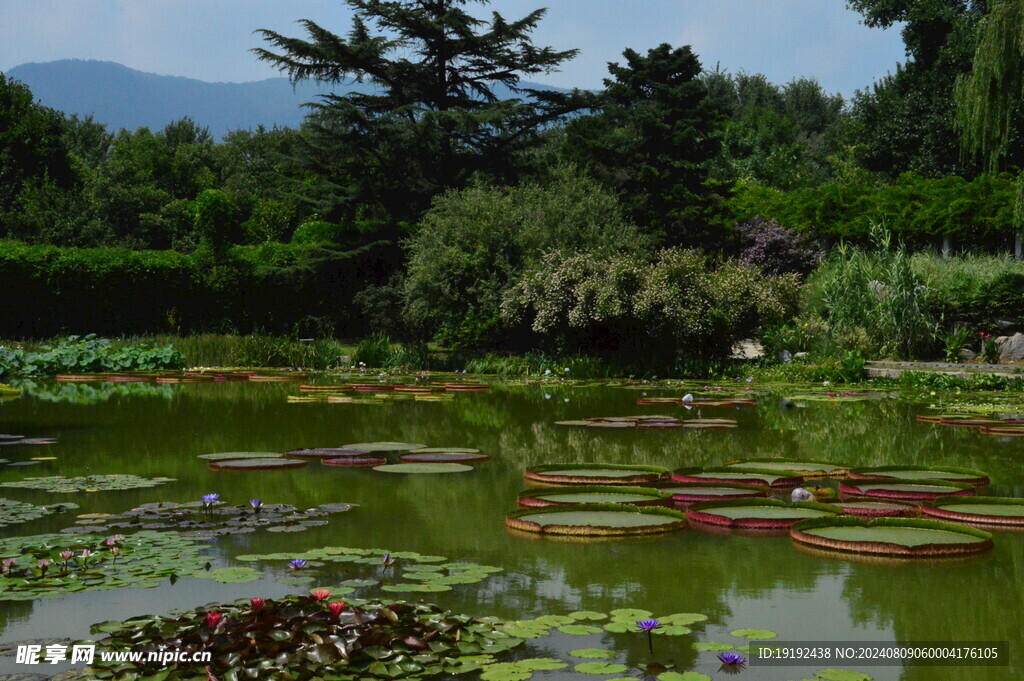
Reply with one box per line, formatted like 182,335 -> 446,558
3,59 -> 565,139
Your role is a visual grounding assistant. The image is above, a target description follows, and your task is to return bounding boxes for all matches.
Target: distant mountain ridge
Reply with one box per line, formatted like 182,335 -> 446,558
3,59 -> 564,138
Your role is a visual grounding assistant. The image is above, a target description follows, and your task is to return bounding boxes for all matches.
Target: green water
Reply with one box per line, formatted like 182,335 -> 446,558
2,380 -> 1023,681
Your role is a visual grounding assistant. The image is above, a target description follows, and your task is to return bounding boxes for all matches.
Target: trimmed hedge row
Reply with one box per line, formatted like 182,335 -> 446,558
0,240 -> 400,337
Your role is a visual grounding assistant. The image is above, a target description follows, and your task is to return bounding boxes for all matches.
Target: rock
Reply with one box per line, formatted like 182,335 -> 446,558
999,333 -> 1024,363
959,349 -> 977,361
995,319 -> 1018,332
778,350 -> 793,364
731,339 -> 764,360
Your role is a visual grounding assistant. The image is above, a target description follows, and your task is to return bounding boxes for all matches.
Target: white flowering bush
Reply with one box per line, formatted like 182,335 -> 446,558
502,248 -> 800,360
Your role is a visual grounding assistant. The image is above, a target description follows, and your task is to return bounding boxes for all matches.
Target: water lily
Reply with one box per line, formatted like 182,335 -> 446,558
746,377 -> 754,382
310,588 -> 332,601
104,537 -> 117,546
37,559 -> 50,575
59,550 -> 74,570
109,547 -> 120,564
288,559 -> 307,570
205,612 -> 223,628
249,499 -> 263,512
380,553 -> 397,572
718,651 -> 747,673
328,601 -> 346,617
250,597 -> 265,611
636,618 -> 660,654
202,493 -> 220,509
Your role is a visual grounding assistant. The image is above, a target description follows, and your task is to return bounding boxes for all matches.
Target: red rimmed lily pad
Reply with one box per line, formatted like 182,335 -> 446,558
656,482 -> 772,504
517,486 -> 670,508
208,458 -> 308,472
341,442 -> 427,453
672,467 -> 804,489
979,424 -> 1024,436
298,384 -> 353,392
442,383 -> 490,391
681,418 -> 738,429
323,456 -> 387,467
922,497 -> 1024,526
790,516 -> 993,557
686,498 -> 843,529
723,458 -> 850,478
525,464 -> 669,486
197,452 -> 284,462
506,504 -> 686,536
399,452 -> 491,463
834,500 -> 921,518
287,448 -> 372,459
838,479 -> 976,501
847,465 -> 989,487
372,463 -> 474,474
933,415 -> 1003,428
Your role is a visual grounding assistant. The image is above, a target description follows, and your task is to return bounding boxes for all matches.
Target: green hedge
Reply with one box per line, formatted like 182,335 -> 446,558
0,240 -> 400,337
729,173 -> 1016,241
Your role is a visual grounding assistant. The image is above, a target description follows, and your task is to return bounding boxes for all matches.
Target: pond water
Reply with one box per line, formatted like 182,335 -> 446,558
2,379 -> 1023,681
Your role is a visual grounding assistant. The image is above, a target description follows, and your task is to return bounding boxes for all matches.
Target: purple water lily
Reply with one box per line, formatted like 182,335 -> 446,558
636,618 -> 660,654
249,499 -> 263,512
718,652 -> 746,665
380,553 -> 397,573
288,559 -> 307,570
202,493 -> 220,509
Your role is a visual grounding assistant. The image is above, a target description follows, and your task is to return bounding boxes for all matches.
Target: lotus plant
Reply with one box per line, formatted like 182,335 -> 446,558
288,559 -> 307,571
110,547 -> 120,564
636,618 -> 661,654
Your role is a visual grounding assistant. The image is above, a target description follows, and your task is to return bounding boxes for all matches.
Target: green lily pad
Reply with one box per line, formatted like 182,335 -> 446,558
693,642 -> 734,651
192,567 -> 262,583
373,463 -> 474,474
196,452 -> 284,461
208,458 -> 307,471
507,505 -> 685,536
342,442 -> 428,452
570,649 -> 617,659
658,673 -> 712,681
729,629 -> 778,640
0,499 -> 79,528
534,614 -> 575,626
609,608 -> 654,621
814,670 -> 873,681
569,610 -> 609,621
517,658 -> 568,670
652,625 -> 692,636
603,621 -> 634,633
575,662 -> 629,675
791,517 -> 994,557
481,663 -> 532,681
558,624 -> 603,635
659,613 -> 708,626
0,475 -> 175,493
524,464 -> 668,485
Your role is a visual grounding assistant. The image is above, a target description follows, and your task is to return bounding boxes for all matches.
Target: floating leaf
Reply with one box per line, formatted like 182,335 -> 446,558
569,649 -> 616,659
342,442 -> 428,452
729,629 -> 778,640
480,664 -> 533,681
0,475 -> 174,494
191,567 -> 261,583
609,608 -> 654,621
575,662 -> 629,675
814,670 -> 873,681
196,452 -> 284,461
558,624 -> 603,635
657,673 -> 711,681
569,610 -> 608,621
373,463 -> 474,474
652,625 -> 692,636
659,613 -> 708,626
693,642 -> 734,651
517,659 -> 568,671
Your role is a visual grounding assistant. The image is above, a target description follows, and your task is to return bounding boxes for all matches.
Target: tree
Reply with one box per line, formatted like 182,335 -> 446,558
562,44 -> 722,247
955,0 -> 1024,255
253,0 -> 581,222
0,75 -> 73,216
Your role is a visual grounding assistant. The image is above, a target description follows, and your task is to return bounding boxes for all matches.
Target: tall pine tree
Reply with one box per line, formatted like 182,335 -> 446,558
254,0 -> 581,223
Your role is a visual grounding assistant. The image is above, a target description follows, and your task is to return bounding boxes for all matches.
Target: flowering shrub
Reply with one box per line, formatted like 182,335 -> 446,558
735,217 -> 820,276
502,248 -> 800,360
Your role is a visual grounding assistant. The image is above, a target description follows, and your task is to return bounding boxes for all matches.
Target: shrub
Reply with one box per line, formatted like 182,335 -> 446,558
291,220 -> 344,246
0,335 -> 183,379
402,166 -> 650,348
735,216 -> 820,275
502,248 -> 800,361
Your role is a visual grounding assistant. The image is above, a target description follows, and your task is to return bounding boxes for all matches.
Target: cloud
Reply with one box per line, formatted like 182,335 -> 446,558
0,0 -> 905,95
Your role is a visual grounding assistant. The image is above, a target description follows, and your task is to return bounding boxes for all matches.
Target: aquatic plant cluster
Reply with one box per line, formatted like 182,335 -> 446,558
0,335 -> 183,380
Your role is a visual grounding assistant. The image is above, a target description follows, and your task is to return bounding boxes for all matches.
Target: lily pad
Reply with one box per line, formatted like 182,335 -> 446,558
518,485 -> 669,508
400,451 -> 492,463
729,628 -> 778,640
791,517 -> 994,557
838,479 -> 976,501
0,475 -> 174,493
323,456 -> 387,467
687,499 -> 843,529
657,482 -> 771,504
569,611 -> 608,621
814,670 -> 873,681
569,649 -> 617,659
557,624 -> 603,635
524,464 -> 669,485
192,567 -> 262,583
507,504 -> 686,536
723,458 -> 850,478
609,608 -> 654,621
341,442 -> 428,452
0,499 -> 79,528
657,673 -> 712,681
575,662 -> 629,675
408,447 -> 481,454
672,467 -> 803,489
197,452 -> 284,461
659,612 -> 708,626
847,465 -> 989,487
693,642 -> 734,651
208,457 -> 308,471
373,463 -> 474,474
286,447 -> 371,459
922,496 -> 1024,526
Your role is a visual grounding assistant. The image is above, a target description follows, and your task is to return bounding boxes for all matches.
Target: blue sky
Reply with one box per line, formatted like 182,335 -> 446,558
0,0 -> 906,97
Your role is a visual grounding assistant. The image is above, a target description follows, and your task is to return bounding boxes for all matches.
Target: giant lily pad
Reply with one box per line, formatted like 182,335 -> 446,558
838,479 -> 975,502
672,467 -> 803,489
506,504 -> 686,536
197,452 -> 284,461
287,447 -> 371,459
922,497 -> 1024,526
790,516 -> 993,557
517,486 -> 670,508
0,498 -> 79,528
323,456 -> 387,467
723,458 -> 850,478
657,482 -> 771,504
400,451 -> 492,463
373,463 -> 474,474
834,500 -> 921,519
208,458 -> 307,471
0,474 -> 174,493
524,464 -> 669,485
847,465 -> 989,487
341,442 -> 428,452
686,499 -> 843,530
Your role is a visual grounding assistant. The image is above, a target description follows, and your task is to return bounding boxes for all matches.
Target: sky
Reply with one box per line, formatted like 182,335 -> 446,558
0,0 -> 907,97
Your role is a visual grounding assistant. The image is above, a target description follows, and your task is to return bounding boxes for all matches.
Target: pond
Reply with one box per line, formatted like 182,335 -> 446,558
1,378 -> 1023,681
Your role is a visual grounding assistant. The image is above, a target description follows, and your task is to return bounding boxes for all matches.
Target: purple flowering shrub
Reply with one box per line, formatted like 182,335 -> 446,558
736,217 -> 820,276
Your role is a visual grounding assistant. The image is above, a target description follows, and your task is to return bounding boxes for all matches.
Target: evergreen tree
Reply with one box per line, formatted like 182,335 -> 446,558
254,0 -> 581,222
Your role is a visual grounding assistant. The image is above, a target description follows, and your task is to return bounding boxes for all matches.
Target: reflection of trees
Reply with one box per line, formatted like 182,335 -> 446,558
11,379 -> 174,404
